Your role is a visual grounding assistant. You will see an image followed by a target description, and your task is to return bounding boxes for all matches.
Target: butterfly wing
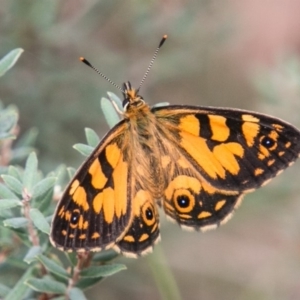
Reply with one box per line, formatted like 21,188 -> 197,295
153,105 -> 300,229
114,187 -> 160,257
50,120 -> 133,252
154,105 -> 300,192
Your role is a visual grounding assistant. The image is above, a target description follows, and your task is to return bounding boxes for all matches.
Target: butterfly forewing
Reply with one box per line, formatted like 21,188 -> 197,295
153,105 -> 300,192
50,121 -> 133,251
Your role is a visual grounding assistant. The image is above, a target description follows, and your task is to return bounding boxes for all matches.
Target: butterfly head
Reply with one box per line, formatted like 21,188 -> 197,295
122,82 -> 146,112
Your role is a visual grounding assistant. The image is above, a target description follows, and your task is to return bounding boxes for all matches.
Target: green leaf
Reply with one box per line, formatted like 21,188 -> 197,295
23,246 -> 42,264
32,177 -> 56,199
29,208 -> 50,234
65,252 -> 78,267
153,102 -> 170,107
92,249 -> 119,262
76,277 -> 104,290
67,167 -> 76,179
80,264 -> 126,278
0,199 -> 22,210
14,127 -> 38,148
0,282 -> 10,298
37,255 -> 70,279
0,209 -> 13,218
0,107 -> 18,134
11,146 -> 35,163
69,287 -> 87,300
35,187 -> 54,214
0,225 -> 12,245
0,182 -> 18,199
26,278 -> 66,294
0,48 -> 24,77
4,265 -> 34,300
73,144 -> 94,157
0,132 -> 15,140
1,175 -> 22,196
3,217 -> 28,228
100,97 -> 121,128
85,128 -> 100,148
106,92 -> 123,111
7,165 -> 23,182
23,152 -> 38,194
55,164 -> 67,187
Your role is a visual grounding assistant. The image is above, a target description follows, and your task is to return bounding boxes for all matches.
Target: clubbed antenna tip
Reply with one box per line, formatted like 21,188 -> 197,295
137,34 -> 168,91
79,57 -> 123,92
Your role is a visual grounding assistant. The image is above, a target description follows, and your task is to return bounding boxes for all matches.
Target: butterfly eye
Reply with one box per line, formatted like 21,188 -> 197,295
145,207 -> 154,220
70,210 -> 80,226
177,195 -> 190,208
142,203 -> 156,226
261,136 -> 276,149
173,189 -> 195,213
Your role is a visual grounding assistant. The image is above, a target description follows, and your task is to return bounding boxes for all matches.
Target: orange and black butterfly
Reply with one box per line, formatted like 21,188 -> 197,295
50,35 -> 300,258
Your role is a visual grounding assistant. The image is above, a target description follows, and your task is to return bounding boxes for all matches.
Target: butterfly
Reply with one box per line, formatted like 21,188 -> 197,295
50,35 -> 300,258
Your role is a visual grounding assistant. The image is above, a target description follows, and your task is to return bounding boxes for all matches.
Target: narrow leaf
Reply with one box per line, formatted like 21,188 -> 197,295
106,92 -> 123,110
0,208 -> 13,218
23,152 -> 38,194
26,278 -> 66,294
29,208 -> 50,234
0,132 -> 15,140
11,146 -> 35,163
73,144 -> 94,157
67,167 -> 76,179
85,128 -> 100,148
0,48 -> 24,77
23,246 -> 42,264
8,165 -> 23,182
37,255 -> 69,279
32,177 -> 56,198
67,167 -> 76,180
0,182 -> 18,199
1,175 -> 22,195
0,108 -> 18,133
153,102 -> 170,107
3,217 -> 28,228
14,127 -> 38,148
76,277 -> 104,290
5,265 -> 34,300
35,187 -> 54,214
92,249 -> 119,262
80,264 -> 126,278
0,282 -> 11,298
100,97 -> 121,128
65,252 -> 77,267
0,199 -> 22,210
69,287 -> 87,300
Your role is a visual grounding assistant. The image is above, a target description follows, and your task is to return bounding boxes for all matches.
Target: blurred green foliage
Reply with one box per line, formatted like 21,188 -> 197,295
1,1 -> 300,300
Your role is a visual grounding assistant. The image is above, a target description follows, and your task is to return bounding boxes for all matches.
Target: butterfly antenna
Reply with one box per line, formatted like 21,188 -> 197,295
79,57 -> 124,92
137,34 -> 167,92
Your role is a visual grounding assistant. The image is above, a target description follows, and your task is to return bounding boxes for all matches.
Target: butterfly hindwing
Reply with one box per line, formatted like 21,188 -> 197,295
154,141 -> 243,230
50,121 -> 133,252
163,174 -> 244,231
114,187 -> 160,257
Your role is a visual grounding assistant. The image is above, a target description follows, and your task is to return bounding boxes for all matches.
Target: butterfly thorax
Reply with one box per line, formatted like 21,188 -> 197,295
122,82 -> 165,199
122,82 -> 150,117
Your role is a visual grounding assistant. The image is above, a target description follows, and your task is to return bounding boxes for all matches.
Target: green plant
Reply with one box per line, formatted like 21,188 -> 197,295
0,49 -> 126,300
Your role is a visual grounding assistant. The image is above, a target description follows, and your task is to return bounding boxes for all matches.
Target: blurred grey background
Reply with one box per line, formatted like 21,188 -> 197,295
1,1 -> 300,299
